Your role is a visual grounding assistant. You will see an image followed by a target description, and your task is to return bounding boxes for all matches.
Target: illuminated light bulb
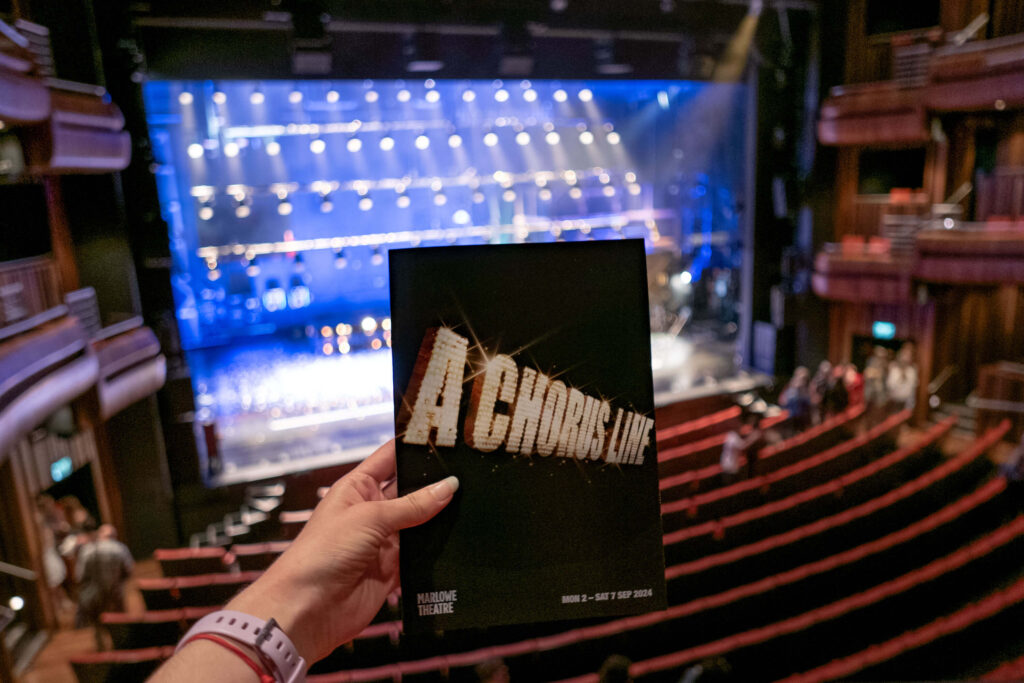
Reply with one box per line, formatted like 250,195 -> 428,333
212,90 -> 226,104
250,91 -> 265,105
397,89 -> 411,102
564,170 -> 578,184
396,193 -> 411,208
433,192 -> 448,206
278,198 -> 293,215
628,183 -> 642,195
424,79 -> 436,89
523,88 -> 538,102
323,342 -> 334,355
321,325 -> 334,337
187,143 -> 204,159
310,138 -> 326,154
326,90 -> 340,103
545,131 -> 561,145
539,188 -> 552,201
334,249 -> 348,268
602,185 -> 616,197
347,137 -> 362,152
502,189 -> 516,202
599,172 -> 611,184
379,136 -> 395,151
223,142 -> 240,158
448,134 -> 463,148
289,90 -> 303,103
462,89 -> 476,102
494,88 -> 510,102
208,268 -> 221,281
235,204 -> 251,218
265,140 -> 281,156
339,341 -> 351,353
452,209 -> 471,224
473,191 -> 485,203
579,130 -> 595,145
382,317 -> 391,331
320,195 -> 334,213
569,187 -> 583,199
553,89 -> 568,102
365,90 -> 379,103
535,175 -> 547,187
515,131 -> 531,146
354,180 -> 369,196
425,89 -> 440,103
483,132 -> 499,147
359,196 -> 373,211
415,134 -> 430,150
199,206 -> 214,221
178,92 -> 194,106
625,171 -> 637,183
246,259 -> 261,277
430,178 -> 443,192
362,316 -> 378,334
606,131 -> 621,145
578,88 -> 593,102
369,338 -> 382,350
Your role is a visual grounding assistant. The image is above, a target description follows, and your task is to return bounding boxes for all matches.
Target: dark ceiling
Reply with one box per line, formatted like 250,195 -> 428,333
130,0 -> 809,81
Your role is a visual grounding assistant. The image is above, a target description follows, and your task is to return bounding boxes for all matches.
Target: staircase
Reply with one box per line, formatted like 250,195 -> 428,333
931,401 -> 979,439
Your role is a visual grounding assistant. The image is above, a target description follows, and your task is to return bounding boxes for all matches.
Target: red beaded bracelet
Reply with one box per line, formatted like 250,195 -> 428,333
183,633 -> 276,683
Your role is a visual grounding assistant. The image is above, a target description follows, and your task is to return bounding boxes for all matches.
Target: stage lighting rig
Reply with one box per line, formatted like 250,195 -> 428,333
499,20 -> 534,76
404,32 -> 445,73
289,0 -> 332,75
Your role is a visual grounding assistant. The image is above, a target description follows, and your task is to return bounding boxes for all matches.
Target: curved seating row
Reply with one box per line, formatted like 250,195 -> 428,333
655,405 -> 741,450
657,411 -> 790,477
305,425 -> 1009,681
660,407 -> 897,529
558,511 -> 1024,682
68,645 -> 174,683
663,416 -> 953,564
779,574 -> 1024,682
657,405 -> 862,496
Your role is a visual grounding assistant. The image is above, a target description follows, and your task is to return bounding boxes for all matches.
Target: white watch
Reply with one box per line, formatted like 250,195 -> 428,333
177,609 -> 307,682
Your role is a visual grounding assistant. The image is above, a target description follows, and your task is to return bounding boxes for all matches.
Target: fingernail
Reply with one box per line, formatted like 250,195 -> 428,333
430,476 -> 459,500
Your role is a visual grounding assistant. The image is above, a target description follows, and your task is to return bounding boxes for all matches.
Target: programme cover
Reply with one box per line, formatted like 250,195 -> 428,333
390,239 -> 667,633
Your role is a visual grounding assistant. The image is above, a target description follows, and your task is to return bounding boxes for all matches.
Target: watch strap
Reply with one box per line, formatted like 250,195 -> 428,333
177,609 -> 306,682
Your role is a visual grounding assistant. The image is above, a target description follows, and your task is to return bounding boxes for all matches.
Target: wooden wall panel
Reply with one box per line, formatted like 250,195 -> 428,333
991,0 -> 1024,38
932,285 -> 1024,400
0,255 -> 62,324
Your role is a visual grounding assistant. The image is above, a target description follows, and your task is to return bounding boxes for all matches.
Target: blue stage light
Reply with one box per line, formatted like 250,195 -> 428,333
483,132 -> 499,147
553,89 -> 568,102
379,136 -> 395,151
178,91 -> 194,106
187,143 -> 204,159
347,137 -> 363,152
415,134 -> 430,150
448,134 -> 463,148
265,140 -> 281,156
462,90 -> 476,102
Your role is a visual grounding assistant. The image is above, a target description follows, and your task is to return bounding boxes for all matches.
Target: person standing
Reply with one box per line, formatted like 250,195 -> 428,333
76,523 -> 134,650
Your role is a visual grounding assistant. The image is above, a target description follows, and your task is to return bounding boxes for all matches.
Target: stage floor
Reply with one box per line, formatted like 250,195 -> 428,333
189,330 -> 762,486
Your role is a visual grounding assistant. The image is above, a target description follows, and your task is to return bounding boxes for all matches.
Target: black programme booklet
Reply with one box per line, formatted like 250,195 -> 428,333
390,239 -> 667,633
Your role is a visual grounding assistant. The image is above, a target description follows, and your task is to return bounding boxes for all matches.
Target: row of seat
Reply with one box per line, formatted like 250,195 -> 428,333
79,411 -> 1013,683
663,415 -> 954,564
660,407 -> 896,529
299,423 -> 1009,681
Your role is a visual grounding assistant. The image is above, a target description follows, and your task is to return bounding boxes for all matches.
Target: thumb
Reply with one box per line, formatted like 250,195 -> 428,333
375,476 -> 459,532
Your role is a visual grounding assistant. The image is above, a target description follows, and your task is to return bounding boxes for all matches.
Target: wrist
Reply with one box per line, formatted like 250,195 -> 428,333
226,570 -> 320,665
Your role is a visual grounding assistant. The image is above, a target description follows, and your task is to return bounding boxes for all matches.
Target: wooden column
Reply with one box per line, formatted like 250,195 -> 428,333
43,176 -> 79,294
3,454 -> 57,630
74,389 -> 124,537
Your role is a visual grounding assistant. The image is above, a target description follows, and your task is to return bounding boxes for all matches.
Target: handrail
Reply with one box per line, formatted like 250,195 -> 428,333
966,394 -> 1024,414
0,560 -> 37,581
0,305 -> 68,344
927,364 -> 957,395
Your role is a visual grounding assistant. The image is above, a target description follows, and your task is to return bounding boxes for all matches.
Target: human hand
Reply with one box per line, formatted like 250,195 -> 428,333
227,439 -> 458,664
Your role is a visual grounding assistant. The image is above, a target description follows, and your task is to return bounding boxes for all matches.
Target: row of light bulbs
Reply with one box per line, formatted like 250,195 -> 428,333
187,126 -> 619,160
177,81 -> 598,109
191,169 -> 642,220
